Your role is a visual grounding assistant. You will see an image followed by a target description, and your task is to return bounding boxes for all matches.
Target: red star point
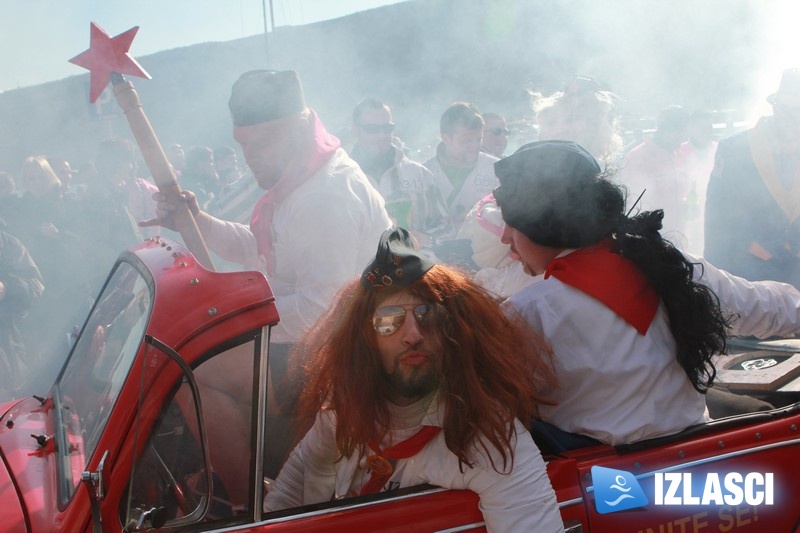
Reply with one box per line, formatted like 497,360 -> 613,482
69,22 -> 151,102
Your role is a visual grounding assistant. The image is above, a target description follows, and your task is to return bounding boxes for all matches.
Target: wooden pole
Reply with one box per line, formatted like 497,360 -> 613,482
111,74 -> 215,270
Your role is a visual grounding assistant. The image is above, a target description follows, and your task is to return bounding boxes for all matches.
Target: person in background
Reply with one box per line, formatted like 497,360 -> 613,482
265,227 -> 563,533
0,222 -> 45,400
0,171 -> 18,204
9,156 -> 87,387
207,167 -> 261,227
459,77 -> 623,298
71,160 -> 97,196
47,157 -> 75,196
495,140 -> 729,449
350,97 -> 449,241
424,102 -> 499,233
481,112 -> 509,158
181,145 -> 221,210
678,110 -> 718,255
80,138 -> 147,288
213,145 -> 242,185
166,143 -> 186,177
705,68 -> 800,287
619,105 -> 693,249
207,146 -> 259,232
533,76 -> 623,165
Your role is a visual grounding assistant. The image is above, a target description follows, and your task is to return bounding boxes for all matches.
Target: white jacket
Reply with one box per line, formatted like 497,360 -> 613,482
204,148 -> 392,343
424,147 -> 499,231
265,399 -> 564,533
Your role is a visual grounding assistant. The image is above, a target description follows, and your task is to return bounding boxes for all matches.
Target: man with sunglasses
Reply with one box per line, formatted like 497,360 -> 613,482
706,68 -> 800,288
350,98 -> 449,241
264,227 -> 564,532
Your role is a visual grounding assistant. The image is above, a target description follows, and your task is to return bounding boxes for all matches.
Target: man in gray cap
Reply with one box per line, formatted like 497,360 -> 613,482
145,70 -> 391,348
143,71 -> 391,503
264,227 -> 563,532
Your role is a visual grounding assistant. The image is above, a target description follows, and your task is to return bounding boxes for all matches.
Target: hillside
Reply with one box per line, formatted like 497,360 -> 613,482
0,0 -> 768,173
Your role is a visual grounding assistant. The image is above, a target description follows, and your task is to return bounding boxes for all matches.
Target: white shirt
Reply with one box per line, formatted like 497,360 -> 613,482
425,148 -> 499,231
687,253 -> 800,339
502,251 -> 800,445
504,269 -> 709,445
205,148 -> 392,343
265,396 -> 564,533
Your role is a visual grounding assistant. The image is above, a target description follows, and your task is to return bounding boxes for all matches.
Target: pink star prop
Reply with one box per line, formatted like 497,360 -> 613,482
69,22 -> 151,102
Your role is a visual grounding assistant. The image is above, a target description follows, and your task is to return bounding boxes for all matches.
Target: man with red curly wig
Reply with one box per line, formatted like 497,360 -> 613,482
264,227 -> 563,532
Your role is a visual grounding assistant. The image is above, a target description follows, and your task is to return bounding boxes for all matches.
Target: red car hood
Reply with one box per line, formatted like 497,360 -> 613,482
0,396 -> 54,533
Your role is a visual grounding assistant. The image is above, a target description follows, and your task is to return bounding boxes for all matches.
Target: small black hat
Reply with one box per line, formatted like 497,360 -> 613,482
361,227 -> 434,291
494,140 -> 623,248
228,70 -> 307,126
767,68 -> 800,106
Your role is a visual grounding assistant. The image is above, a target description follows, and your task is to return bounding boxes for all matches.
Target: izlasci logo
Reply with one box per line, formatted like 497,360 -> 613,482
592,466 -> 776,514
654,472 -> 773,505
591,466 -> 649,514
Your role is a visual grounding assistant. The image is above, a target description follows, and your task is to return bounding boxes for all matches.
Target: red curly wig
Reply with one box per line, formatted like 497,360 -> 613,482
292,265 -> 555,472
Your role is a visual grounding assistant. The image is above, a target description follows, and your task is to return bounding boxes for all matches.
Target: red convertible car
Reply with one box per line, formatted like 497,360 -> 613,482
1,237 -> 798,532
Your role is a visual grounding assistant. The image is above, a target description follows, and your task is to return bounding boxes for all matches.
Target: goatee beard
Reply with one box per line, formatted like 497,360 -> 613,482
387,363 -> 440,400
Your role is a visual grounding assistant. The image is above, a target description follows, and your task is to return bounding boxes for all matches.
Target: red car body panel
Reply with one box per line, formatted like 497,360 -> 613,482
0,437 -> 28,531
1,237 -> 799,532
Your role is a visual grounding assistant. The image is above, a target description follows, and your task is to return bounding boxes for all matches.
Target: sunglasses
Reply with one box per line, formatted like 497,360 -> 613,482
372,303 -> 429,336
488,127 -> 509,136
359,123 -> 395,134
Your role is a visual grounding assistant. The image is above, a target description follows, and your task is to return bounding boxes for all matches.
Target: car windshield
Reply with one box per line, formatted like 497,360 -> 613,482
54,261 -> 153,504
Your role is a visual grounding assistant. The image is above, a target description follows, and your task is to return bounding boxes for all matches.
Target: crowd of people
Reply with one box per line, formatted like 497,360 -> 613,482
3,64 -> 800,528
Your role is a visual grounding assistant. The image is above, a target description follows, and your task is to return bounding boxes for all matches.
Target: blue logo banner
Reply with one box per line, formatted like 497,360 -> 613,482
592,465 -> 649,514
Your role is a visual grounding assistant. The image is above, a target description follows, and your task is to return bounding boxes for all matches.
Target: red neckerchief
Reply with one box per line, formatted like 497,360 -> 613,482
248,110 -> 341,274
544,241 -> 659,335
359,425 -> 441,495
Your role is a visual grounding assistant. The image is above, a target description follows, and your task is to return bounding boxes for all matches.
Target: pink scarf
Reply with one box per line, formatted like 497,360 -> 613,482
247,110 -> 341,274
544,241 -> 659,335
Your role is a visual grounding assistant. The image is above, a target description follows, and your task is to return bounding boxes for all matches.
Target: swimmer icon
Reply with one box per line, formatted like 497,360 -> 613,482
591,465 -> 649,514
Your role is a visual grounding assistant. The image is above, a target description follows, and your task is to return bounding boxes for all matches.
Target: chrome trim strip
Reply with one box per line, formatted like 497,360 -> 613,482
434,523 -> 485,532
257,487 -> 586,523
559,496 -> 584,508
253,328 -> 270,522
209,485 -> 586,531
253,487 -> 451,526
586,436 -> 800,492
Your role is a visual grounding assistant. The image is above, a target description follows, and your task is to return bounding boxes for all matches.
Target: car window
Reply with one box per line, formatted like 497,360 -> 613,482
260,347 -> 439,519
123,332 -> 263,529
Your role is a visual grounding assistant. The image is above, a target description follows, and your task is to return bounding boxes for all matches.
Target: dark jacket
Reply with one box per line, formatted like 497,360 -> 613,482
704,118 -> 800,287
0,224 -> 44,393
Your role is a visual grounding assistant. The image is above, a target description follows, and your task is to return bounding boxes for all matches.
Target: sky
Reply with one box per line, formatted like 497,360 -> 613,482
0,0 -> 406,93
0,0 -> 796,111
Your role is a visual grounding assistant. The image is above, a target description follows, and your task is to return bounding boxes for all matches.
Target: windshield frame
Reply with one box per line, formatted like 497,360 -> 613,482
52,256 -> 154,508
